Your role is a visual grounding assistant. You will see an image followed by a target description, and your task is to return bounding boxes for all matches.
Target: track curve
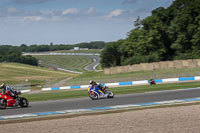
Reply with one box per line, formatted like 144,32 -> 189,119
84,56 -> 100,71
1,88 -> 200,116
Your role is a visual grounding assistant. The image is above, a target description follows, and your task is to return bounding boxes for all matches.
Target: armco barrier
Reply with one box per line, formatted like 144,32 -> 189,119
41,76 -> 200,91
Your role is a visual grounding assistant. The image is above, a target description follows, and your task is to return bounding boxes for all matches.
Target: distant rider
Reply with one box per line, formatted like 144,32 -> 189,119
149,79 -> 156,85
89,80 -> 106,93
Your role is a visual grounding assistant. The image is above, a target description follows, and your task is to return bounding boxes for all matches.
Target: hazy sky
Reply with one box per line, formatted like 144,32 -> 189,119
0,0 -> 174,45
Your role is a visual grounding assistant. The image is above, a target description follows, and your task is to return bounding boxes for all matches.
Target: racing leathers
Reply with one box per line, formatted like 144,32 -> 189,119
1,85 -> 18,99
90,81 -> 106,93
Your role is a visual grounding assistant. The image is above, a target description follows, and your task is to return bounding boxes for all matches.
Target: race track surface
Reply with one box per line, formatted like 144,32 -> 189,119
1,88 -> 200,116
84,56 -> 100,71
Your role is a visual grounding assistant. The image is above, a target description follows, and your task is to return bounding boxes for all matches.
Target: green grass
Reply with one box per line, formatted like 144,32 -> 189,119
33,55 -> 93,72
54,49 -> 102,54
66,67 -> 200,86
95,63 -> 103,70
0,63 -> 77,90
23,81 -> 200,102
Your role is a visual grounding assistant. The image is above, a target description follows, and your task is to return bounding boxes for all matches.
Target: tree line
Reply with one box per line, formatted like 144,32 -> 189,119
0,45 -> 38,66
101,0 -> 200,68
19,41 -> 105,52
0,41 -> 105,66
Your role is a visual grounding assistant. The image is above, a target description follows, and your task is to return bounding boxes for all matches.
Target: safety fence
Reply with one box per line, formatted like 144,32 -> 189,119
41,76 -> 200,91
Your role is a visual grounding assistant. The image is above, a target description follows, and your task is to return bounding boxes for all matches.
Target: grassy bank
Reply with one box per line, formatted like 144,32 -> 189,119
33,55 -> 93,72
23,81 -> 200,102
0,63 -> 77,90
66,67 -> 200,86
53,49 -> 102,54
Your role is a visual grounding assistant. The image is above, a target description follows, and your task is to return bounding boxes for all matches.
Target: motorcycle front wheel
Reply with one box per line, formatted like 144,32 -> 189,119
19,97 -> 29,107
89,92 -> 98,100
107,91 -> 114,98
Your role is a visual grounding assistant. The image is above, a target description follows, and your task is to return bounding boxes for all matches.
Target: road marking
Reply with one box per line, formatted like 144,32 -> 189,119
1,96 -> 200,121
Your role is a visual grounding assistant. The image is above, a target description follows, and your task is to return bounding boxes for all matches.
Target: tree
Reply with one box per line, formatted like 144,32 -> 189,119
101,42 -> 121,68
100,0 -> 200,67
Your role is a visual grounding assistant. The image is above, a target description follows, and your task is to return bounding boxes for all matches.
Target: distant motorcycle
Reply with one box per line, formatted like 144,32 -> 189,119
88,85 -> 114,100
0,91 -> 29,109
149,79 -> 156,85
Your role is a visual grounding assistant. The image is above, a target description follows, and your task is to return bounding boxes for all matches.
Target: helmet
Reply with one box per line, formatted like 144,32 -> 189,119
89,80 -> 94,84
0,83 -> 6,89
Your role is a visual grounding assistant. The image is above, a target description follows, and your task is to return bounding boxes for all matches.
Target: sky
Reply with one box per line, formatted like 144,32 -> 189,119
0,0 -> 174,45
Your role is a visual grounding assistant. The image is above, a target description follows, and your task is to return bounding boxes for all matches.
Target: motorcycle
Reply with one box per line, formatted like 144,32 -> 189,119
0,91 -> 29,109
149,79 -> 156,85
88,85 -> 114,100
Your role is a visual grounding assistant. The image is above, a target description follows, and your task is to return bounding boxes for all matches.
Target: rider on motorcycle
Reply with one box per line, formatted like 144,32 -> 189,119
149,79 -> 156,85
89,80 -> 106,93
0,83 -> 18,99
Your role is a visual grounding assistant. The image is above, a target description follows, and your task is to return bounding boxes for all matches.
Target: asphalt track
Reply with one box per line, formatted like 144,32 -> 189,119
1,88 -> 200,116
84,56 -> 100,71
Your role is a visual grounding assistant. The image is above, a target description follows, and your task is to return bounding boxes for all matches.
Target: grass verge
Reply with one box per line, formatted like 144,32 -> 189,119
33,55 -> 93,72
53,49 -> 102,54
22,81 -> 200,102
0,63 -> 77,90
66,67 -> 200,86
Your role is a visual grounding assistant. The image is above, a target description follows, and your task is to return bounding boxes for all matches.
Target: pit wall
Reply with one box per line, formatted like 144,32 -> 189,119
104,59 -> 200,74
